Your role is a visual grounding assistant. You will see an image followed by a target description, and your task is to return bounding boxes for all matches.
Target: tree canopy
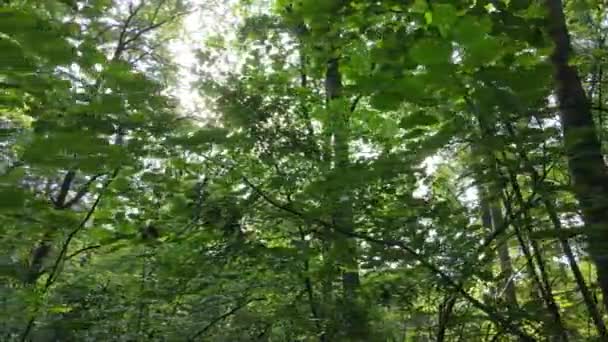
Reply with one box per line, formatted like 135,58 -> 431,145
1,0 -> 608,341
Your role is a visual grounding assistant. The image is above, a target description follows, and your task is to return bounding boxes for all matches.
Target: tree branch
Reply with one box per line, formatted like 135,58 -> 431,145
122,10 -> 193,48
349,95 -> 362,113
188,297 -> 266,341
21,167 -> 120,342
52,170 -> 76,208
66,245 -> 102,260
113,1 -> 145,60
60,173 -> 106,209
45,168 -> 119,289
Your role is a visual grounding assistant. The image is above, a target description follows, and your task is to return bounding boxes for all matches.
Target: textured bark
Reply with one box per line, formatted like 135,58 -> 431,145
545,0 -> 608,311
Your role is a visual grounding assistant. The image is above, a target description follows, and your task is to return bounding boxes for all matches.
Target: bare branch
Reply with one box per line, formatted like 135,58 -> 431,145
114,1 -> 146,60
122,9 -> 193,48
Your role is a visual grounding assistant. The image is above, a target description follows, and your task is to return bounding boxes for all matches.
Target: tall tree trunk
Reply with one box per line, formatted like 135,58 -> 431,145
545,0 -> 608,311
325,57 -> 367,340
480,192 -> 519,308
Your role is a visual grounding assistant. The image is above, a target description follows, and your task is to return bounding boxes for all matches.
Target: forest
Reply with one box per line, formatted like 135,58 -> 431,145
1,0 -> 608,341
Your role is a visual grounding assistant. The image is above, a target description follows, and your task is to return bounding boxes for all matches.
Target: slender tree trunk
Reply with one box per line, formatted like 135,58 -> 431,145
480,192 -> 519,308
436,295 -> 456,342
545,199 -> 608,337
545,0 -> 608,311
505,168 -> 569,341
298,227 -> 326,342
501,121 -> 608,337
326,57 -> 359,299
325,57 -> 367,340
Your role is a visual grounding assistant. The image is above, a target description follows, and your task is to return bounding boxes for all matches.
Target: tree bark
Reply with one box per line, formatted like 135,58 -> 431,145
545,0 -> 608,311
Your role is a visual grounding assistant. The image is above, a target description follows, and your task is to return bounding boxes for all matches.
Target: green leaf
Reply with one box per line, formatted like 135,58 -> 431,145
0,37 -> 32,71
400,112 -> 439,128
464,37 -> 503,66
49,305 -> 72,314
0,185 -> 25,209
409,38 -> 452,65
452,15 -> 492,46
0,9 -> 38,34
431,3 -> 458,37
410,0 -> 428,14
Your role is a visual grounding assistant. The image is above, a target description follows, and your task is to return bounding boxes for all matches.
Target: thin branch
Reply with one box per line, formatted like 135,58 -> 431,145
113,1 -> 145,60
188,297 -> 266,341
66,245 -> 102,260
20,167 -> 120,342
122,10 -> 193,48
297,225 -> 325,342
46,167 -> 119,289
150,0 -> 168,22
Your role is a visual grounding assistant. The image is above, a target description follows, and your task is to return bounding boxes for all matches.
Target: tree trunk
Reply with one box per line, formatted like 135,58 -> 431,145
505,168 -> 569,341
325,57 -> 367,340
436,295 -> 456,342
502,121 -> 607,337
480,193 -> 519,308
545,0 -> 608,311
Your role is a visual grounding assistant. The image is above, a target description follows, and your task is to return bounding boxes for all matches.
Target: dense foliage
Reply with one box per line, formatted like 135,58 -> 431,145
1,0 -> 608,341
